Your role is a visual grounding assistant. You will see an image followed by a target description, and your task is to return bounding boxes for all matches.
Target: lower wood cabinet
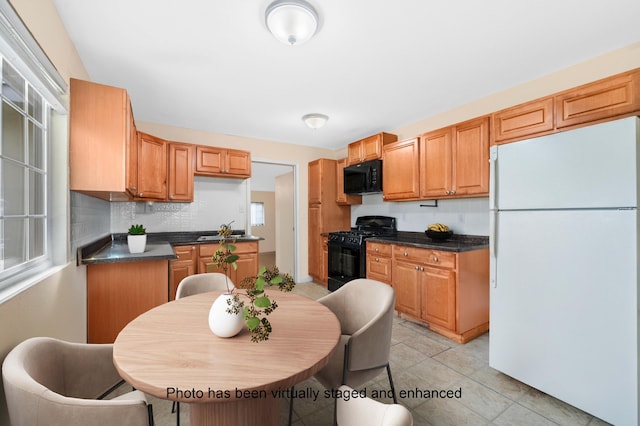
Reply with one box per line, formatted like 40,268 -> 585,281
321,236 -> 329,287
366,242 -> 489,343
196,241 -> 259,286
365,242 -> 392,284
169,244 -> 197,300
391,245 -> 489,343
87,260 -> 169,344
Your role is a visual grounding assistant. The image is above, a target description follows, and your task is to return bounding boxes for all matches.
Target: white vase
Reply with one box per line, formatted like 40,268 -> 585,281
127,234 -> 147,253
208,293 -> 244,338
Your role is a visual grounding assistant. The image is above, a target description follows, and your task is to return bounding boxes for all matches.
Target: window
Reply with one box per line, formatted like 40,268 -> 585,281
0,58 -> 50,278
250,202 -> 265,226
0,2 -> 66,294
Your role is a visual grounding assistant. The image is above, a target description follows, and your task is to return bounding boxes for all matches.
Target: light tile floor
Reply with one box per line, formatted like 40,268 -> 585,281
146,282 -> 611,426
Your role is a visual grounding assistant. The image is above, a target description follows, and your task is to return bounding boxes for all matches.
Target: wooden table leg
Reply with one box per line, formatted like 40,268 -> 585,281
190,395 -> 280,426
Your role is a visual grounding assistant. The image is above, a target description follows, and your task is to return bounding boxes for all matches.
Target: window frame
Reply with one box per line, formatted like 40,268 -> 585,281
0,57 -> 52,283
0,0 -> 67,296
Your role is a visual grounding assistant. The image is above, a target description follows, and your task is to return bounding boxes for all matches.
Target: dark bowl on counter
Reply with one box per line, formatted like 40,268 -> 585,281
425,230 -> 453,241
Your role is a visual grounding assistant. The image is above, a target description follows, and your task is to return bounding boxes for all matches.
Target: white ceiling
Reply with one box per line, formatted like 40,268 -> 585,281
52,0 -> 640,151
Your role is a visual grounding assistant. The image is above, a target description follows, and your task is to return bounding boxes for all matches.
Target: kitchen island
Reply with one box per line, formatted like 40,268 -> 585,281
365,232 -> 489,343
79,231 -> 263,343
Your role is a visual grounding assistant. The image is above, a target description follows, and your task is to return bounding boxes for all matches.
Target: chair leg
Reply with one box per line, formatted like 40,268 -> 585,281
386,363 -> 397,404
147,403 -> 154,426
287,385 -> 294,426
170,400 -> 180,426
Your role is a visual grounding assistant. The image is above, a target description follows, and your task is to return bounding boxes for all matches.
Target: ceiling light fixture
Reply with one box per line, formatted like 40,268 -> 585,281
302,113 -> 328,129
265,0 -> 319,46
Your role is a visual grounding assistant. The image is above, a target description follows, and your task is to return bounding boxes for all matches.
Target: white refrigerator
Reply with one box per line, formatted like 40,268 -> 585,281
489,117 -> 639,426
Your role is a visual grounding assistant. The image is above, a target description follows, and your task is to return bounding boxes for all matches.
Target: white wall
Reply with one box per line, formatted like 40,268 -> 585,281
250,191 -> 276,253
351,195 -> 489,235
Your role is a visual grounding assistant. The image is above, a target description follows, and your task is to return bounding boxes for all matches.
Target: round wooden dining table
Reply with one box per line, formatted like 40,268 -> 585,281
113,291 -> 341,426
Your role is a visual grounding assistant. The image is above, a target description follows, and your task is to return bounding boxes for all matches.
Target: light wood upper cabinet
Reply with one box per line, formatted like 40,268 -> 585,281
347,132 -> 397,165
453,117 -> 490,196
308,159 -> 323,205
556,69 -> 640,129
420,117 -> 489,198
491,69 -> 640,145
492,97 -> 555,144
336,157 -> 362,205
69,78 -> 137,201
382,137 -> 420,201
168,142 -> 194,202
135,132 -> 167,200
419,129 -> 453,198
195,146 -> 251,178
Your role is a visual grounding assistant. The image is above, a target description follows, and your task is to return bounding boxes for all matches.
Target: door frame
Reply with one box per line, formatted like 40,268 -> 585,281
247,159 -> 299,282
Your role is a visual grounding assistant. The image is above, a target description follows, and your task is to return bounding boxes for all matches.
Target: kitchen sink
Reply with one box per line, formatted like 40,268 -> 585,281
196,235 -> 221,242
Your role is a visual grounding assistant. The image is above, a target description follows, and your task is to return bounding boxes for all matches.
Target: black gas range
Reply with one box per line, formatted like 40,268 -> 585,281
327,216 -> 397,291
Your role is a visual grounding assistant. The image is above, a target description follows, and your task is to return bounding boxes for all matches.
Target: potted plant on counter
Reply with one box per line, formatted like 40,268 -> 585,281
210,222 -> 295,342
127,224 -> 147,254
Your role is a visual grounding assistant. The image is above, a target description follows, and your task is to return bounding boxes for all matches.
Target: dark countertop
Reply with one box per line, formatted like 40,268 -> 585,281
79,230 -> 263,265
366,231 -> 488,252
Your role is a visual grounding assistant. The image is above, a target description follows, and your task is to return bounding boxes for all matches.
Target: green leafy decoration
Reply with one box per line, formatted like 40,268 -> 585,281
232,265 -> 296,342
212,222 -> 296,342
254,296 -> 271,308
246,316 -> 260,331
208,221 -> 237,294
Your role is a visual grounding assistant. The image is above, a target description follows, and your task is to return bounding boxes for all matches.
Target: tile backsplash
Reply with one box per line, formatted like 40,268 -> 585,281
351,195 -> 489,235
110,177 -> 248,233
70,192 -> 111,260
71,177 -> 249,260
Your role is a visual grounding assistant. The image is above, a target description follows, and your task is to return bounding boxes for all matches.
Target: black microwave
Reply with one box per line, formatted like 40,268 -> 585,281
344,159 -> 383,194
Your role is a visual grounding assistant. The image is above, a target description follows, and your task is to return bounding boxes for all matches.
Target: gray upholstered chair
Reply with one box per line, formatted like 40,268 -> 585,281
289,278 -> 397,424
336,385 -> 413,426
172,272 -> 234,424
175,272 -> 234,299
2,336 -> 153,426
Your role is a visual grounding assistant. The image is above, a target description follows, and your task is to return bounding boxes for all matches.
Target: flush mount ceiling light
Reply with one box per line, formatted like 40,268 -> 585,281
265,0 -> 319,46
302,113 -> 329,129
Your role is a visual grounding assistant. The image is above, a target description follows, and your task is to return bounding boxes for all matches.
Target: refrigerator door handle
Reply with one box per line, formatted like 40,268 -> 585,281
489,146 -> 498,210
490,209 -> 498,288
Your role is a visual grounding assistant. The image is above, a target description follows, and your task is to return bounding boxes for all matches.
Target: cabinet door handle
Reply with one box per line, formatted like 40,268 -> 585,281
415,265 -> 419,270
375,248 -> 379,252
432,256 -> 439,262
420,267 -> 424,271
375,257 -> 380,262
129,186 -> 137,192
403,252 -> 408,257
138,192 -> 144,197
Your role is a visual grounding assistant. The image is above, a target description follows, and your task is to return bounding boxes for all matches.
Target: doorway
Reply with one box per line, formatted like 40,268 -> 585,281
249,161 -> 297,280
